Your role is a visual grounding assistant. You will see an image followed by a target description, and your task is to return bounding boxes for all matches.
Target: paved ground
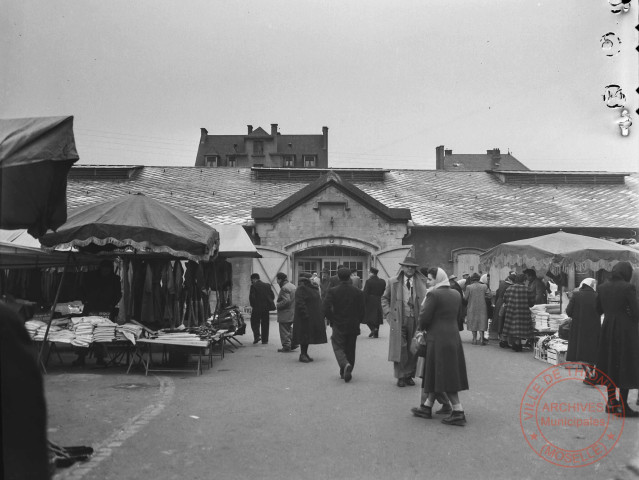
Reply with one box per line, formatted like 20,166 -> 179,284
46,322 -> 639,480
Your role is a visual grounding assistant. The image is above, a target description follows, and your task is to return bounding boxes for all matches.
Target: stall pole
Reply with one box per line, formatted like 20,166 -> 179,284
37,252 -> 71,369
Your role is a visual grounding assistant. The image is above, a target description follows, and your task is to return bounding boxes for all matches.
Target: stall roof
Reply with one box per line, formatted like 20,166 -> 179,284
0,241 -> 102,269
214,224 -> 261,258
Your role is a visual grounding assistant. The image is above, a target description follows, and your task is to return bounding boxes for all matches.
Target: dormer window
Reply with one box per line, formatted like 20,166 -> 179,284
228,157 -> 236,167
205,155 -> 219,167
284,155 -> 295,167
253,141 -> 263,155
303,155 -> 316,168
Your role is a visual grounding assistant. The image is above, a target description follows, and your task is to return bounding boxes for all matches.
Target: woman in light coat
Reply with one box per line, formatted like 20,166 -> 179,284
464,273 -> 491,345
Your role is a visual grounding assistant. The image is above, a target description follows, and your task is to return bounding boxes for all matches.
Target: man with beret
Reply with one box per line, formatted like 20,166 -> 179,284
275,272 -> 297,352
363,267 -> 386,338
382,256 -> 428,387
323,267 -> 365,382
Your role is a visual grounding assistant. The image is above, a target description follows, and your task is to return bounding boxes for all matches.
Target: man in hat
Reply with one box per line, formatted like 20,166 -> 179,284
275,272 -> 297,352
323,267 -> 365,382
381,256 -> 428,387
363,267 -> 386,338
249,273 -> 275,344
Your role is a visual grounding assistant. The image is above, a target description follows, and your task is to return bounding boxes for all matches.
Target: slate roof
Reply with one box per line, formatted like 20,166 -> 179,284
65,166 -> 639,229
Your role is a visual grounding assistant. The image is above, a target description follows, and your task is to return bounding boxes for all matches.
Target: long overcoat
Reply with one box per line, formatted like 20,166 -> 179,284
363,275 -> 386,327
464,282 -> 490,331
565,287 -> 600,364
276,280 -> 296,324
292,279 -> 328,345
418,286 -> 469,393
594,276 -> 639,389
501,284 -> 534,338
381,272 -> 428,363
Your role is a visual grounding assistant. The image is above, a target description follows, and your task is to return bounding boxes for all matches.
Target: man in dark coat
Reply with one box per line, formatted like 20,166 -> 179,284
249,273 -> 275,344
323,267 -> 364,383
524,268 -> 548,305
363,267 -> 386,338
565,278 -> 599,381
594,262 -> 639,417
292,273 -> 328,362
329,264 -> 352,288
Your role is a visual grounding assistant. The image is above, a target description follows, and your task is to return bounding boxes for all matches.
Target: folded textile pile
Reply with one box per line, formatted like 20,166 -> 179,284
115,323 -> 144,344
70,317 -> 97,347
530,305 -> 550,330
548,314 -> 568,331
25,320 -> 47,339
48,328 -> 75,343
151,331 -> 207,346
92,318 -> 117,343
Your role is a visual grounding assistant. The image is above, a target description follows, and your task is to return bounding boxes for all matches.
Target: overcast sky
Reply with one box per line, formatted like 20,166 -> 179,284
2,0 -> 637,171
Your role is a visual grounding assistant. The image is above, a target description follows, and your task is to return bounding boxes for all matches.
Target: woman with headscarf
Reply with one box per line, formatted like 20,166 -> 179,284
594,262 -> 639,417
565,278 -> 599,382
413,267 -> 468,426
501,273 -> 535,352
464,273 -> 492,345
292,272 -> 328,363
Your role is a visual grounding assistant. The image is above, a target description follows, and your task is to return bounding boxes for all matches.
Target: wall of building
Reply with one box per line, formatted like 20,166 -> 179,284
255,185 -> 408,251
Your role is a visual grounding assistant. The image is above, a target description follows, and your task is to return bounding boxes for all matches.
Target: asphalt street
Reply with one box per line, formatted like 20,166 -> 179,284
47,322 -> 639,480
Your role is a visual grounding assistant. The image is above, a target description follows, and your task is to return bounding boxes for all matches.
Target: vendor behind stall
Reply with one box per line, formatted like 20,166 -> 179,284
73,260 -> 122,366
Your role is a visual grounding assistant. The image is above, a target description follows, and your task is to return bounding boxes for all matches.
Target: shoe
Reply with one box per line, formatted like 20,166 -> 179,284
299,354 -> 311,363
372,330 -> 379,338
442,410 -> 467,426
605,400 -> 621,415
481,339 -> 488,346
253,336 -> 261,344
405,377 -> 415,386
511,344 -> 522,352
277,347 -> 292,353
95,357 -> 107,367
397,378 -> 406,387
368,332 -> 374,338
290,344 -> 299,351
499,341 -> 509,349
344,364 -> 353,383
262,341 -> 268,345
72,358 -> 85,367
411,405 -> 432,419
306,355 -> 314,362
339,368 -> 344,379
436,403 -> 453,415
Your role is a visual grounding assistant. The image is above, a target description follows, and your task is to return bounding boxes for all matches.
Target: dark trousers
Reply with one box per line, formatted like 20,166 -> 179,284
331,330 -> 358,370
250,309 -> 270,342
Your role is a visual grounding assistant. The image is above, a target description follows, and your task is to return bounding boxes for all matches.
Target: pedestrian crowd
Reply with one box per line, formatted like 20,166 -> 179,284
247,257 -> 639,426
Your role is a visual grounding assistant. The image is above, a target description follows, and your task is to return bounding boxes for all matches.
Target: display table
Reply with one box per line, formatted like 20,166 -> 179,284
128,338 -> 210,376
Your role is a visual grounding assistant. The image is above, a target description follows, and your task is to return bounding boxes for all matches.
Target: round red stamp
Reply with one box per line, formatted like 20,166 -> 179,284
520,362 -> 624,467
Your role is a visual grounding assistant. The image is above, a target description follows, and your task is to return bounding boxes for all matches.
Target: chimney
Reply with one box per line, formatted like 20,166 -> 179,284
444,149 -> 452,156
488,148 -> 501,169
247,125 -> 253,134
199,128 -> 208,145
435,145 -> 445,169
322,126 -> 329,150
271,124 -> 278,136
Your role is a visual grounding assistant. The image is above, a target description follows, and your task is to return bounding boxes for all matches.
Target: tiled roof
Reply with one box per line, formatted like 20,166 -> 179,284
65,167 -> 639,229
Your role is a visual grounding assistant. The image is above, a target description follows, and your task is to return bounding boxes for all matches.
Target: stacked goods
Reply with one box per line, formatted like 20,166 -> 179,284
92,318 -> 117,343
25,319 -> 47,339
546,337 -> 569,365
47,328 -> 75,343
548,314 -> 568,331
530,305 -> 550,330
152,331 -> 206,346
115,323 -> 144,344
70,317 -> 96,347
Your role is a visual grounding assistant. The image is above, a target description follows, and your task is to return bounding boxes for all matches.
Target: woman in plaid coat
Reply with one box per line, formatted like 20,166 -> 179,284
501,274 -> 535,351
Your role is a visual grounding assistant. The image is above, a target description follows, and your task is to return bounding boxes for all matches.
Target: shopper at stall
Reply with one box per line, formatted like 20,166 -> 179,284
381,256 -> 428,387
323,267 -> 364,382
565,278 -> 599,383
495,273 -> 516,348
275,272 -> 297,353
413,267 -> 468,426
594,262 -> 639,417
524,268 -> 548,305
501,273 -> 535,352
363,267 -> 386,338
249,273 -> 275,345
73,260 -> 122,366
292,273 -> 327,363
464,273 -> 491,345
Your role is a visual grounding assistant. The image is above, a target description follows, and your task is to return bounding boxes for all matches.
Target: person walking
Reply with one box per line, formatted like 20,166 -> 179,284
275,272 -> 297,353
565,278 -> 599,383
249,273 -> 275,345
412,267 -> 469,426
501,273 -> 535,352
594,262 -> 639,417
464,272 -> 491,345
329,264 -> 352,288
323,267 -> 365,382
292,273 -> 328,363
382,256 -> 428,387
363,267 -> 386,338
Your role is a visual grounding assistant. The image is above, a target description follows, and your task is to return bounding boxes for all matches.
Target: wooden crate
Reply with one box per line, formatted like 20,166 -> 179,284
534,345 -> 548,363
547,349 -> 566,365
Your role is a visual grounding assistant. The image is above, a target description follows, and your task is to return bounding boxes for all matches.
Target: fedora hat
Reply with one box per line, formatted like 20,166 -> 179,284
399,256 -> 419,267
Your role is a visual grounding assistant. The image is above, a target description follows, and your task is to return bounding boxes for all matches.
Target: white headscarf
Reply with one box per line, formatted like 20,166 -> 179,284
480,274 -> 488,284
431,268 -> 450,290
579,278 -> 597,291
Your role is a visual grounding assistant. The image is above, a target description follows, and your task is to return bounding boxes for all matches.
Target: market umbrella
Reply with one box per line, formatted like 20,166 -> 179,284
0,116 -> 79,238
40,193 -> 219,262
479,230 -> 639,274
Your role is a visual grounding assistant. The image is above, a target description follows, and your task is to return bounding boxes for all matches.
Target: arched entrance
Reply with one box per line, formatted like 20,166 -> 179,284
293,244 -> 370,280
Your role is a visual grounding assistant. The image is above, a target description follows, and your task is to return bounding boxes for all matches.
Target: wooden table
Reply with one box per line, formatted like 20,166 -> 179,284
129,338 -> 209,376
